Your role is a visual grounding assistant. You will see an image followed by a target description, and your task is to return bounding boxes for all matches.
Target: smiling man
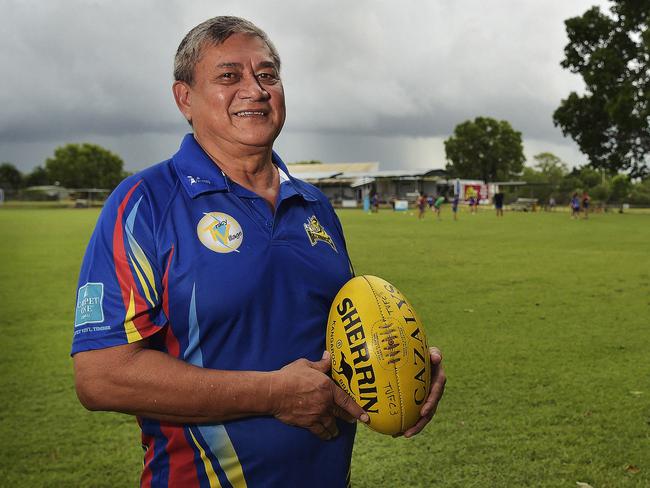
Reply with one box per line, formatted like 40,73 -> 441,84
71,16 -> 445,487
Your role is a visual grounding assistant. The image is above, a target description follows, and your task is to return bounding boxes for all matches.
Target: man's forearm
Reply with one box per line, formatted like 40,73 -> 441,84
74,342 -> 276,423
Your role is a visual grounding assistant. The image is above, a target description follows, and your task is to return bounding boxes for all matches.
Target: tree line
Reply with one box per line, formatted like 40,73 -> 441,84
0,143 -> 127,194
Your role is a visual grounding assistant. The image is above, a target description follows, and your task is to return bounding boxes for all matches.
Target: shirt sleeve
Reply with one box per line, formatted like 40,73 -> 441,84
71,177 -> 166,355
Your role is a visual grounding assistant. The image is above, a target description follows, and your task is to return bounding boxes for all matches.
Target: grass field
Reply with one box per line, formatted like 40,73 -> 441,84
1,206 -> 648,487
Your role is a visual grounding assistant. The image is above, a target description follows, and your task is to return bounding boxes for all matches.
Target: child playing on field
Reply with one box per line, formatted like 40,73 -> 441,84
417,192 -> 427,219
570,192 -> 581,219
433,195 -> 445,220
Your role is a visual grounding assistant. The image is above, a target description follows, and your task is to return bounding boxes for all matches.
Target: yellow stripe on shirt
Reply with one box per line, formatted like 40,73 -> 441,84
189,428 -> 222,488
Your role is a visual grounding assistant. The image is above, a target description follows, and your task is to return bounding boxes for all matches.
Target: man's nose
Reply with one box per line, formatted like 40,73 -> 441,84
238,74 -> 270,101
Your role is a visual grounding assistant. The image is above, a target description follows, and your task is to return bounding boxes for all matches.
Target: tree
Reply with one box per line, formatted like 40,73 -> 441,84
533,153 -> 568,180
518,166 -> 551,201
24,166 -> 50,187
0,162 -> 23,190
629,177 -> 650,204
444,116 -> 525,182
553,1 -> 650,177
516,154 -> 568,203
558,171 -> 584,201
610,174 -> 632,202
45,143 -> 125,189
577,166 -> 603,189
533,152 -> 569,191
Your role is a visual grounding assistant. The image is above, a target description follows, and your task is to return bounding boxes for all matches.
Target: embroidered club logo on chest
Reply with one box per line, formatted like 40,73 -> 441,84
304,215 -> 337,252
197,212 -> 243,253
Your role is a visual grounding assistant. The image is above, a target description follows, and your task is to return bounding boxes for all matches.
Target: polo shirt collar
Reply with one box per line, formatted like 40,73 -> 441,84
172,133 -> 316,202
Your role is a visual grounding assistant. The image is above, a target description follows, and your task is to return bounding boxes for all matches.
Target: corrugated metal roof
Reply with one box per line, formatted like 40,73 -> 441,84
350,177 -> 375,188
290,171 -> 342,180
288,162 -> 379,174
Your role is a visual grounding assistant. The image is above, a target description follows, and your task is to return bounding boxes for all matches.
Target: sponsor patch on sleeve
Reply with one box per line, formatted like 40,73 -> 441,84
75,282 -> 105,327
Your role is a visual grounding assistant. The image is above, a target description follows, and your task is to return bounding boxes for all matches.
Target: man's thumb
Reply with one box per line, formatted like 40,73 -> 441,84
311,350 -> 331,373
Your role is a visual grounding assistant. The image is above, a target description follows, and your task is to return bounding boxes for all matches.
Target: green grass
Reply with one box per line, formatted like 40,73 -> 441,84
1,207 -> 648,487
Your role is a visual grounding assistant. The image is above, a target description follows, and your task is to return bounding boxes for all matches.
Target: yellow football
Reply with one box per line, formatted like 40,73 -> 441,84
327,275 -> 432,435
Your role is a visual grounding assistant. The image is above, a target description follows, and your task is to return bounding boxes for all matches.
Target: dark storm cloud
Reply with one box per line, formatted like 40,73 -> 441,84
0,0 -> 607,170
0,0 -> 185,143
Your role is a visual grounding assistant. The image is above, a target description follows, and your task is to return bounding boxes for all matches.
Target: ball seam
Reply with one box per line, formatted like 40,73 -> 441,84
362,275 -> 404,434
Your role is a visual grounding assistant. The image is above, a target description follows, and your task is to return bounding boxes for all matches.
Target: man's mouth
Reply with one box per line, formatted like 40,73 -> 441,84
234,111 -> 267,117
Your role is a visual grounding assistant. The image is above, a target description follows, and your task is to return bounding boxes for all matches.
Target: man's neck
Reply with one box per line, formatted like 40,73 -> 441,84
194,133 -> 280,211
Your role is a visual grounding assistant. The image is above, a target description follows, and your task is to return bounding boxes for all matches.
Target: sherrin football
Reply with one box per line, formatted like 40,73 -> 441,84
327,275 -> 432,435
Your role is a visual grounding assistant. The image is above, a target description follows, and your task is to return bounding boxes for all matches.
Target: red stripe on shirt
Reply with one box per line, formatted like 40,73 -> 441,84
160,423 -> 201,487
112,180 -> 157,336
140,432 -> 155,488
161,246 -> 181,358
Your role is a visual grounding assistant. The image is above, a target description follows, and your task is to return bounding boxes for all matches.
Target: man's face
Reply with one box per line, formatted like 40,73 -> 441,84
174,33 -> 285,151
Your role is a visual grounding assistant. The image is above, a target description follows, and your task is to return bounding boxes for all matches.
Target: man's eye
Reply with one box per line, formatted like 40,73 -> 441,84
219,73 -> 238,81
257,73 -> 279,84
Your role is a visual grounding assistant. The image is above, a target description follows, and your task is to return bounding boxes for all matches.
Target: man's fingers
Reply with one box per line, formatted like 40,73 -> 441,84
387,348 -> 446,439
429,346 -> 442,365
421,378 -> 445,417
322,417 -> 339,439
308,351 -> 332,374
310,422 -> 332,441
403,414 -> 431,438
332,386 -> 369,423
331,404 -> 357,423
419,347 -> 446,417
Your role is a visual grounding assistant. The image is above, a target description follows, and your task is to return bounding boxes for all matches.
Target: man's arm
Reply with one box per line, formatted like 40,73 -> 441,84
73,340 -> 368,440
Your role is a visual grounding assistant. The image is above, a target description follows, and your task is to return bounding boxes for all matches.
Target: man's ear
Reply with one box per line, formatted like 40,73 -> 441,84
172,81 -> 192,124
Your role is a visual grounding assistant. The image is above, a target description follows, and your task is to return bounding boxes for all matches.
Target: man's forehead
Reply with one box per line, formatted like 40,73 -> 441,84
202,35 -> 276,66
215,60 -> 277,70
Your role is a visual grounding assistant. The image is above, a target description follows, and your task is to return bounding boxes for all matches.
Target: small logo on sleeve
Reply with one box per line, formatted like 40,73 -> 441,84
304,215 -> 337,252
75,282 -> 105,327
197,212 -> 243,253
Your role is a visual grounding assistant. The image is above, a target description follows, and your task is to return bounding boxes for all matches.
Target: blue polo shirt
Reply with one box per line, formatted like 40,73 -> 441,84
72,134 -> 355,488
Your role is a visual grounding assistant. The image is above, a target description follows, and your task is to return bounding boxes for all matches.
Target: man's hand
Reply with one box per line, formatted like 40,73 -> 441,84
397,346 -> 446,438
269,351 -> 369,440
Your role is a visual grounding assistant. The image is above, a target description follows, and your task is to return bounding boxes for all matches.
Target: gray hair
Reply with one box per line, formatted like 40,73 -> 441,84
174,16 -> 281,85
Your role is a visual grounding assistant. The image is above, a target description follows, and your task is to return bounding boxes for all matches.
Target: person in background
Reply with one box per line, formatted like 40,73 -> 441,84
493,192 -> 505,217
452,194 -> 460,220
433,195 -> 445,220
371,192 -> 380,213
581,191 -> 590,219
548,196 -> 556,212
417,192 -> 427,219
570,192 -> 581,219
467,193 -> 476,214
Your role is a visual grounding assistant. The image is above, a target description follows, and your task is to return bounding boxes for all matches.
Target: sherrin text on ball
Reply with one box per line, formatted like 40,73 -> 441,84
327,275 -> 432,435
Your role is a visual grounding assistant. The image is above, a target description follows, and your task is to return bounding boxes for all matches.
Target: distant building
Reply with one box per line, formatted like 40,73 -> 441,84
23,185 -> 71,201
288,162 -> 449,204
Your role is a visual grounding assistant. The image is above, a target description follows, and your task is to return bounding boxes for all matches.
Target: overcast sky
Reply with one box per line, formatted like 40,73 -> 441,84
1,0 -> 610,173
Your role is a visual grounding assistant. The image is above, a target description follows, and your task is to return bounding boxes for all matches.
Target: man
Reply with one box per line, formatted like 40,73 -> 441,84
493,192 -> 504,217
72,16 -> 445,487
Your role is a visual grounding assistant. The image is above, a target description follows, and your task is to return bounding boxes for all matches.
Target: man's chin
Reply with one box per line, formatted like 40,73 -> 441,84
234,129 -> 282,148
